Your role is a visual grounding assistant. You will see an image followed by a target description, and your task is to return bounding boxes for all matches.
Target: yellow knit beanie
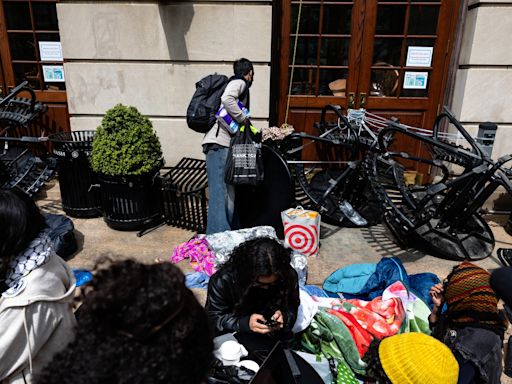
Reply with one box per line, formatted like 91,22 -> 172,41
379,333 -> 459,384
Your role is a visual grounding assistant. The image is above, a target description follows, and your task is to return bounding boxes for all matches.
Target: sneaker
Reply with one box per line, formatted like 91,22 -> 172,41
497,248 -> 512,267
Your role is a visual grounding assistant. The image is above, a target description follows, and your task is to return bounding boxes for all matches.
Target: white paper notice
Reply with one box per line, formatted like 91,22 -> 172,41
403,72 -> 428,89
39,41 -> 63,62
42,65 -> 65,82
406,46 -> 433,67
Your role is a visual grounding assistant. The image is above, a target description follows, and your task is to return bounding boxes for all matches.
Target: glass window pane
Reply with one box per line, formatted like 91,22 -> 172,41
323,5 -> 352,35
44,81 -> 66,91
408,6 -> 439,35
370,68 -> 400,97
13,63 -> 41,89
401,70 -> 430,97
4,2 -> 31,30
291,37 -> 318,66
318,69 -> 348,96
37,33 -> 60,44
320,38 -> 349,66
9,33 -> 37,60
33,2 -> 59,30
372,38 -> 403,66
290,67 -> 317,95
291,4 -> 320,34
376,6 -> 406,35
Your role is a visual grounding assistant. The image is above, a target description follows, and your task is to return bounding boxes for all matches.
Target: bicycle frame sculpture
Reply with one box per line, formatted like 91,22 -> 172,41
366,108 -> 512,260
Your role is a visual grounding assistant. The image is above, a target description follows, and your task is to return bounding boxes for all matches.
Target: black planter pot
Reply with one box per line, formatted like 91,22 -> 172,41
98,170 -> 162,231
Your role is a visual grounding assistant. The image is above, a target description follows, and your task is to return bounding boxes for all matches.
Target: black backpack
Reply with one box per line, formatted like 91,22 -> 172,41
186,74 -> 229,133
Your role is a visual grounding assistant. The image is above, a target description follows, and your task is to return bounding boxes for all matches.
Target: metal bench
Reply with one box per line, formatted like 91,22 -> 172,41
0,82 -> 54,195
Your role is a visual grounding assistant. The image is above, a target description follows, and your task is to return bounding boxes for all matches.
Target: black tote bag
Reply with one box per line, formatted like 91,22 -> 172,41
224,122 -> 264,186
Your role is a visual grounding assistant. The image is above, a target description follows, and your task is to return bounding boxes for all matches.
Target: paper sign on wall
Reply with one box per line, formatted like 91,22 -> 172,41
39,42 -> 63,62
42,66 -> 65,82
403,72 -> 428,89
406,46 -> 433,67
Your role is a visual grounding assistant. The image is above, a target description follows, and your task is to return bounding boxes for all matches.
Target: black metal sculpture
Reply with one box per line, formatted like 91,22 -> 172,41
366,108 -> 512,260
0,81 -> 54,195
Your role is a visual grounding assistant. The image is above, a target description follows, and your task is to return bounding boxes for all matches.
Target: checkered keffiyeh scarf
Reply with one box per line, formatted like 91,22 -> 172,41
444,262 -> 500,326
2,233 -> 52,297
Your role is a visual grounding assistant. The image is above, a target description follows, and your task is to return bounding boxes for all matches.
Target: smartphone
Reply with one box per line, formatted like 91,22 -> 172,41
264,318 -> 280,328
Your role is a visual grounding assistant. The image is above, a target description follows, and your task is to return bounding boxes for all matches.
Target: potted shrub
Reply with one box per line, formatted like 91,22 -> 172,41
91,104 -> 164,231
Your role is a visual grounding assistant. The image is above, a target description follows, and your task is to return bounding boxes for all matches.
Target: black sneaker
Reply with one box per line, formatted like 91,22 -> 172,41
497,248 -> 512,267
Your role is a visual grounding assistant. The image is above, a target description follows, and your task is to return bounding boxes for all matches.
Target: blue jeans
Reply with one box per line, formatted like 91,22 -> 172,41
206,147 -> 236,234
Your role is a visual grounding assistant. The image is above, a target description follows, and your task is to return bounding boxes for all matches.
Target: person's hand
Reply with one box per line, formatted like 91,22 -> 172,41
429,283 -> 445,308
249,314 -> 271,334
270,310 -> 284,330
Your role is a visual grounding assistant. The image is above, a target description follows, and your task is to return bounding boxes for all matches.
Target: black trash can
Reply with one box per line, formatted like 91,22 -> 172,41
49,131 -> 102,218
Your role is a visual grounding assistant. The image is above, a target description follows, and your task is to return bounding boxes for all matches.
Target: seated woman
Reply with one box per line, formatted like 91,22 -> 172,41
37,259 -> 213,384
206,237 -> 300,352
429,262 -> 507,384
0,188 -> 76,383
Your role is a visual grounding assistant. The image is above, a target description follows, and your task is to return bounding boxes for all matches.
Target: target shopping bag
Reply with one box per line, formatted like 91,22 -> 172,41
281,207 -> 321,257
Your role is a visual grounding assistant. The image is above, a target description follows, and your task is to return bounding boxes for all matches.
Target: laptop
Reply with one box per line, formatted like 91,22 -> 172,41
249,341 -> 298,384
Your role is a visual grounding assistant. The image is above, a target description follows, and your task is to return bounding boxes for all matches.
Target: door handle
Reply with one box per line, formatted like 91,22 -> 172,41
360,93 -> 367,109
348,92 -> 355,109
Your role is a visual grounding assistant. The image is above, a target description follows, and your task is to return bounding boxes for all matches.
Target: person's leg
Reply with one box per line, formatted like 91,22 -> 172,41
206,148 -> 234,234
490,267 -> 512,307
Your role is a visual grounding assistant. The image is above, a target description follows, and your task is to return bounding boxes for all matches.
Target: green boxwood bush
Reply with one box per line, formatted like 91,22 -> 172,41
91,104 -> 163,176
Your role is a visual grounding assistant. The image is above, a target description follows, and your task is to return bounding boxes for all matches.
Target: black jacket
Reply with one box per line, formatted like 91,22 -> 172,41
205,266 -> 300,336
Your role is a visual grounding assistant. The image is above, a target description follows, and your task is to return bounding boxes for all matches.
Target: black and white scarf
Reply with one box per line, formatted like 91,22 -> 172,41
2,233 -> 52,297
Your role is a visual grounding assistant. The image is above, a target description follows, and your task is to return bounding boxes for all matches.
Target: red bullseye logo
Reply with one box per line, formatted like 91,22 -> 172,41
284,223 -> 319,256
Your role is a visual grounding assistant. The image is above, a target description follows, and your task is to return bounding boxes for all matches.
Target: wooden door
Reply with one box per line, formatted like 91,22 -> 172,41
276,0 -> 461,172
0,0 -> 70,134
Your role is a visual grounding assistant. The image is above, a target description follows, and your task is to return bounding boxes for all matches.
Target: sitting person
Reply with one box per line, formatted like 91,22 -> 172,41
363,332 -> 459,384
429,262 -> 506,384
37,259 -> 213,384
0,188 -> 76,383
205,237 -> 300,352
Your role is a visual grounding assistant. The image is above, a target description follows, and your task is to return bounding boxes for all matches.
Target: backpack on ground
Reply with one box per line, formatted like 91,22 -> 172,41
186,74 -> 228,133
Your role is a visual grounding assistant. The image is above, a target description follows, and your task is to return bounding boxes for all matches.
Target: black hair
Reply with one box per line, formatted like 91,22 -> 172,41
362,339 -> 392,384
0,188 -> 46,278
37,259 -> 213,384
222,237 -> 294,314
233,58 -> 254,78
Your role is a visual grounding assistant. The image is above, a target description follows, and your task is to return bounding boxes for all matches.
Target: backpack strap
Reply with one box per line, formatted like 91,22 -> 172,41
215,79 -> 250,137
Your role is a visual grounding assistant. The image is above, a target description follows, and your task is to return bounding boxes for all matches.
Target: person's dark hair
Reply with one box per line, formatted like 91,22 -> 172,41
37,259 -> 213,384
233,58 -> 253,78
0,188 -> 46,276
362,339 -> 392,384
222,237 -> 293,313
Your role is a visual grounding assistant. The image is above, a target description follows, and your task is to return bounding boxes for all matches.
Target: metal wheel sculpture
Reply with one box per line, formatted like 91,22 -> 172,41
282,104 -> 382,227
0,82 -> 54,195
367,108 -> 511,260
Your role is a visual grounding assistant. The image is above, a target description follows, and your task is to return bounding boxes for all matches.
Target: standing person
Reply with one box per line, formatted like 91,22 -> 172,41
429,262 -> 507,384
202,58 -> 254,234
0,188 -> 76,384
37,260 -> 213,384
205,237 -> 300,352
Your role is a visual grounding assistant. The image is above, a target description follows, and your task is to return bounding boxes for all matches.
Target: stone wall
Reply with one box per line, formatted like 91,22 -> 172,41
57,1 -> 272,165
452,0 -> 512,160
